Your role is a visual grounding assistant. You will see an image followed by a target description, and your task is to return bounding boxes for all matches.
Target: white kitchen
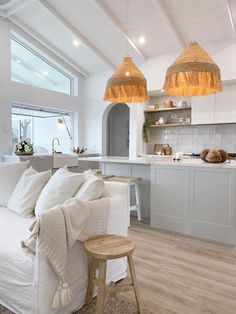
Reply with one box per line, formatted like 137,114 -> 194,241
1,1 -> 236,313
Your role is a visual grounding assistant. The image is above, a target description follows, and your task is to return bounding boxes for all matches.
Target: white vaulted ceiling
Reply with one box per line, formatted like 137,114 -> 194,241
0,0 -> 236,76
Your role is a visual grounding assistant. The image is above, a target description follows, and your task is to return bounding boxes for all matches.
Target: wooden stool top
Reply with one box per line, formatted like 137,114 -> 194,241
84,235 -> 135,260
101,175 -> 141,184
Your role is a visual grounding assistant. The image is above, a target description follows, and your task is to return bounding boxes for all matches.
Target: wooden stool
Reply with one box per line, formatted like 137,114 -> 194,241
102,175 -> 142,226
84,234 -> 143,314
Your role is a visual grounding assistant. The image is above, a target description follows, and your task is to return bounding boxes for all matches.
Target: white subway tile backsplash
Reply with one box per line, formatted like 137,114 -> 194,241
148,124 -> 236,154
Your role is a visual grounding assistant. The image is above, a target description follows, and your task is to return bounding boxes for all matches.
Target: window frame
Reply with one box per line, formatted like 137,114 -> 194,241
11,35 -> 74,96
11,104 -> 74,151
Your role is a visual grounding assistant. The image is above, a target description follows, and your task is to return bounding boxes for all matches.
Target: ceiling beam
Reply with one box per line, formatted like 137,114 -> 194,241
38,0 -> 116,70
224,0 -> 236,36
152,0 -> 185,48
9,16 -> 89,77
1,0 -> 36,19
94,0 -> 146,62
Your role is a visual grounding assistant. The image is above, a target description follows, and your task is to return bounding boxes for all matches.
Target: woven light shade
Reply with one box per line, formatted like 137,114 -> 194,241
104,56 -> 148,103
163,41 -> 222,97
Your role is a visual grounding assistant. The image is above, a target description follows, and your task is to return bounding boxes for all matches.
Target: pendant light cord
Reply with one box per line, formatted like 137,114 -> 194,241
126,0 -> 129,56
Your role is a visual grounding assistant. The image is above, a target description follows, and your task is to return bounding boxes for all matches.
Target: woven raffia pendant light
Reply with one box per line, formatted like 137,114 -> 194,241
104,56 -> 148,103
163,41 -> 222,97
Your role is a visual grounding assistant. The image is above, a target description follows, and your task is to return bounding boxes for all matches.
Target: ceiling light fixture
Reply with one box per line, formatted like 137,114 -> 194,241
73,40 -> 79,47
103,0 -> 148,103
163,41 -> 222,97
139,36 -> 146,44
16,59 -> 21,63
43,71 -> 48,76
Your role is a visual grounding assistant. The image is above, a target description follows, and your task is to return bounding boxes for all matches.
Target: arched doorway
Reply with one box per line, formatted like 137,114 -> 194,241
103,103 -> 130,157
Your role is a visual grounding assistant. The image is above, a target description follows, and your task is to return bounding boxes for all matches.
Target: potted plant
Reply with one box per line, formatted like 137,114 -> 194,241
143,119 -> 152,143
15,141 -> 34,156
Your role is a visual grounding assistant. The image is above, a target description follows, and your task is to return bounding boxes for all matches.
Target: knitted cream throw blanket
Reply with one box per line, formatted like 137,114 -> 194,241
21,197 -> 110,308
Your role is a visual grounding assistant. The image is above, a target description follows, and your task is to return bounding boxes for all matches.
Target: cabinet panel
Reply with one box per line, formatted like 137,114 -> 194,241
190,168 -> 235,244
215,84 -> 236,123
191,94 -> 215,124
131,164 -> 150,219
151,165 -> 189,233
102,162 -> 132,177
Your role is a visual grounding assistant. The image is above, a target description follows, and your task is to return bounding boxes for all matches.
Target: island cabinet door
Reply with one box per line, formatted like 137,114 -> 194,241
189,167 -> 236,244
150,165 -> 190,233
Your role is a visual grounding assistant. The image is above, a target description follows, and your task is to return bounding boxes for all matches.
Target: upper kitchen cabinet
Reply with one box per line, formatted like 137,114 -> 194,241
214,84 -> 236,123
191,94 -> 215,125
191,82 -> 236,125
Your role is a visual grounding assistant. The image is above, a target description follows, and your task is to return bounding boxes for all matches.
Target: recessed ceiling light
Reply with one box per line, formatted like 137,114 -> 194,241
16,59 -> 21,63
161,89 -> 165,92
73,40 -> 79,47
139,36 -> 146,44
43,71 -> 48,76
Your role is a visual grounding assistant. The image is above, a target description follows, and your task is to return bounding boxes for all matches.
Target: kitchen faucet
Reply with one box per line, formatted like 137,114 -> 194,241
52,137 -> 60,155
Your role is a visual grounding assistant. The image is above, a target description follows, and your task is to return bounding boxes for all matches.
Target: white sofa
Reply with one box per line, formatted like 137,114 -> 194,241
0,165 -> 129,314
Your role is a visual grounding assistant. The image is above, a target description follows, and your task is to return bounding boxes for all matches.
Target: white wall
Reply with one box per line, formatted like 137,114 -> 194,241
82,70 -> 145,157
0,20 -> 83,155
82,44 -> 236,156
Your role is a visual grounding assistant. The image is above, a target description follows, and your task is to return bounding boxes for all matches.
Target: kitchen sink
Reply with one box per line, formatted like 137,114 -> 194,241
53,154 -> 79,168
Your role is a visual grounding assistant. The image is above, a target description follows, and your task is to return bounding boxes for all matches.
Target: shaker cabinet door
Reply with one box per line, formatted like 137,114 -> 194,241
150,165 -> 190,233
215,84 -> 236,123
191,94 -> 215,124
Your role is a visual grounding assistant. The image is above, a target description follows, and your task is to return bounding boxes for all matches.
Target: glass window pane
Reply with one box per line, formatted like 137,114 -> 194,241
11,38 -> 72,95
12,106 -> 73,154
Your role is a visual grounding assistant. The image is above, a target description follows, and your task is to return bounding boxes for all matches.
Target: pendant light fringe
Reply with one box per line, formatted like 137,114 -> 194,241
163,41 -> 222,97
104,57 -> 148,103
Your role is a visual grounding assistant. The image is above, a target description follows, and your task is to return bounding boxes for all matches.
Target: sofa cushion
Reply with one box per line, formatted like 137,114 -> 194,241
0,161 -> 29,207
35,167 -> 85,216
7,167 -> 52,217
75,176 -> 104,201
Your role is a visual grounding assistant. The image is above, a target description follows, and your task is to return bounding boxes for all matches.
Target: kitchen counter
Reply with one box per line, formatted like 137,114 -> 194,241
77,155 -> 236,168
80,155 -> 236,245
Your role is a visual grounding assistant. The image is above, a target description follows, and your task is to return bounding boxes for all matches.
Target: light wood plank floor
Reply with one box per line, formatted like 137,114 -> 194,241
119,220 -> 236,314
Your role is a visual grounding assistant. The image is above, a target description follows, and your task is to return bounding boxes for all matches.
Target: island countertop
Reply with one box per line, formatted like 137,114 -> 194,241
78,155 -> 236,168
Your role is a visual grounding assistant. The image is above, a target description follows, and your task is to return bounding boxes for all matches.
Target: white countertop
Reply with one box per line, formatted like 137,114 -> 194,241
77,155 -> 236,168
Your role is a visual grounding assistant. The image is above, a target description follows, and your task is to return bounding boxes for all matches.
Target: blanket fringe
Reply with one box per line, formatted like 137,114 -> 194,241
52,282 -> 73,308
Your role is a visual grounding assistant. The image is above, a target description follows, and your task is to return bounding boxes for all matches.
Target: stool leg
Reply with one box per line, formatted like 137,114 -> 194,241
135,183 -> 142,221
128,185 -> 131,227
127,254 -> 143,314
86,257 -> 97,305
96,260 -> 107,314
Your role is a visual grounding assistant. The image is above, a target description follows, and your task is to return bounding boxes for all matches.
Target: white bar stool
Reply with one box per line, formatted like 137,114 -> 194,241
103,175 -> 142,226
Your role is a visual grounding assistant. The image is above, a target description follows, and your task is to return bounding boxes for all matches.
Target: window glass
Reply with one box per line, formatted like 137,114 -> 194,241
11,38 -> 72,95
12,105 -> 73,154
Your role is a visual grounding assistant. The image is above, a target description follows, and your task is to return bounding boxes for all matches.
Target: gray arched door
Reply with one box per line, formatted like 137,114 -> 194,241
107,103 -> 130,156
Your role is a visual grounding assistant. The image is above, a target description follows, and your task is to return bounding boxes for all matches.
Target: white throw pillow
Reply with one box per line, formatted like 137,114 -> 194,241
35,167 -> 85,216
0,161 -> 29,207
7,167 -> 51,217
75,177 -> 104,201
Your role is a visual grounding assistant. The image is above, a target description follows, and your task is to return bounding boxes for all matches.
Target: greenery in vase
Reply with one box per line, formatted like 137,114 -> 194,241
15,141 -> 34,154
143,119 -> 152,143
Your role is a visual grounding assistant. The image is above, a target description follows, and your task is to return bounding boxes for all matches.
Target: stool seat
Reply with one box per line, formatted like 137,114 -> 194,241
84,235 -> 135,260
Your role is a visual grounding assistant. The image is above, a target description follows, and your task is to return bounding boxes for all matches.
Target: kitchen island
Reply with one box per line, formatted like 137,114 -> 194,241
78,156 -> 236,244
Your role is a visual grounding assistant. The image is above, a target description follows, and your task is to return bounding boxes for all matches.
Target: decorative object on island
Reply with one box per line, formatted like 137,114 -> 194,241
200,149 -> 228,163
70,146 -> 87,154
163,41 -> 222,97
15,141 -> 34,156
103,0 -> 148,103
143,119 -> 152,143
